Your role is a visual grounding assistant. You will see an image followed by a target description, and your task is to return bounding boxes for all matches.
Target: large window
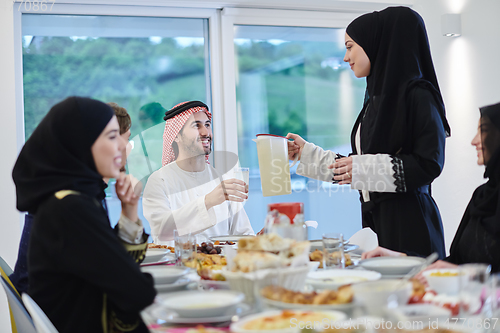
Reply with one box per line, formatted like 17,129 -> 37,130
19,7 -> 367,240
233,25 -> 366,239
22,14 -> 212,232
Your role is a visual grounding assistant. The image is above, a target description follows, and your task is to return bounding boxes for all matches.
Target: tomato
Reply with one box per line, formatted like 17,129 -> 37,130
409,294 -> 425,303
442,303 -> 460,316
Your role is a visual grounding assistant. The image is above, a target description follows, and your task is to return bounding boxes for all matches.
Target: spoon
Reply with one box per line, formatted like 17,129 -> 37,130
386,252 -> 438,309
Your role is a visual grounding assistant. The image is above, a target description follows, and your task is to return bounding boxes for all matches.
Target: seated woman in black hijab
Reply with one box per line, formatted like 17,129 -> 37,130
288,7 -> 450,258
12,97 -> 156,332
363,102 -> 500,273
9,102 -> 135,295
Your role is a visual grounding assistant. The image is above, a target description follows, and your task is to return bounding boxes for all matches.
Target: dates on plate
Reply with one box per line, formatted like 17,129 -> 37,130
197,242 -> 221,254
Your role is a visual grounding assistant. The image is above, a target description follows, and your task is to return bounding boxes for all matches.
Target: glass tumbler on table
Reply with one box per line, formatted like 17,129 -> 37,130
458,263 -> 491,330
322,232 -> 345,269
234,167 -> 249,199
487,273 -> 500,333
174,230 -> 196,267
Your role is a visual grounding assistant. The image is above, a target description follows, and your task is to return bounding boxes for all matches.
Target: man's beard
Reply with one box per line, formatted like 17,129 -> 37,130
185,137 -> 211,157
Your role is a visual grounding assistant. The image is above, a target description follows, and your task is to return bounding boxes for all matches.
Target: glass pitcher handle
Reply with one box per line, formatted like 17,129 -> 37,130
290,153 -> 299,168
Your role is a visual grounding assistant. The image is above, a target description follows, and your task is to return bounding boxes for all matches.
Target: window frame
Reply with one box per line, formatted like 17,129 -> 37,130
13,4 -> 224,160
219,8 -> 361,160
13,4 -> 385,171
13,4 -> 379,181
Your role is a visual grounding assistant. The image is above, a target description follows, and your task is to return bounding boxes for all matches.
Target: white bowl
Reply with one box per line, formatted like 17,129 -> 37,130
223,265 -> 309,304
359,256 -> 425,275
390,303 -> 451,323
422,268 -> 461,295
262,298 -> 357,315
351,279 -> 412,317
143,249 -> 171,264
140,266 -> 189,284
155,278 -> 192,293
230,309 -> 346,333
307,269 -> 381,290
158,290 -> 245,318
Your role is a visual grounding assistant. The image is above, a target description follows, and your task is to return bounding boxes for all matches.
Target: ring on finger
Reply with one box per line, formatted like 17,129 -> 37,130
346,171 -> 350,178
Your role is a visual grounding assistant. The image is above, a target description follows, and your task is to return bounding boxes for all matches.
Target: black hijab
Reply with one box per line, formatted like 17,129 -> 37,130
12,97 -> 114,213
468,102 -> 500,236
346,6 -> 451,155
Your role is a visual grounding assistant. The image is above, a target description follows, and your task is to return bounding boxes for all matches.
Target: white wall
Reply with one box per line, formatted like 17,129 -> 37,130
0,0 -> 499,332
413,0 -> 500,253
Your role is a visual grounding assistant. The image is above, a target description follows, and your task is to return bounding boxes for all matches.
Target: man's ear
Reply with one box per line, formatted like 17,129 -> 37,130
174,135 -> 180,142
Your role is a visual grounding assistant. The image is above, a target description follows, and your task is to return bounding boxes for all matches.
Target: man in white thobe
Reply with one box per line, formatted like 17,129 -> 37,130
142,101 -> 254,245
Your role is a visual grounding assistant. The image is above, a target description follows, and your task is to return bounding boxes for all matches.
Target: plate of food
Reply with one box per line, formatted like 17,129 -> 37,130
185,253 -> 227,271
260,285 -> 356,313
230,309 -> 346,333
147,243 -> 175,252
210,235 -> 254,243
309,250 -> 355,269
358,256 -> 425,275
306,269 -> 381,290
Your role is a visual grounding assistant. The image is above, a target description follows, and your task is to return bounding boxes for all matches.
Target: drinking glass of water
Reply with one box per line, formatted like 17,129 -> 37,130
322,232 -> 345,269
234,167 -> 249,190
174,229 -> 196,266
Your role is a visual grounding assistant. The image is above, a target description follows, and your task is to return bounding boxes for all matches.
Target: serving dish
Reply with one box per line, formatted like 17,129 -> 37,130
262,297 -> 357,314
151,303 -> 251,324
140,266 -> 189,284
230,309 -> 346,333
389,303 -> 451,322
210,235 -> 254,243
158,290 -> 245,318
155,278 -> 192,293
143,249 -> 172,264
351,279 -> 412,317
422,268 -> 461,295
358,256 -> 425,275
306,269 -> 381,290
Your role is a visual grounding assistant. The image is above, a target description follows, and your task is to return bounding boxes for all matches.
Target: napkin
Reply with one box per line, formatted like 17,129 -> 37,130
348,227 -> 378,254
305,220 -> 318,229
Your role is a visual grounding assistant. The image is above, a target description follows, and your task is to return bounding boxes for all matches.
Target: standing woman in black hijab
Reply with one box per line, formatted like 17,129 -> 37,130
288,7 -> 450,258
12,97 -> 156,333
364,102 -> 500,273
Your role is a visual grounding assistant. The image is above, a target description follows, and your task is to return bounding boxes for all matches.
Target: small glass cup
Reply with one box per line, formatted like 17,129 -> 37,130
480,272 -> 500,333
234,167 -> 249,186
173,230 -> 196,267
491,273 -> 500,333
459,263 -> 491,319
234,167 -> 249,200
322,232 -> 345,269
